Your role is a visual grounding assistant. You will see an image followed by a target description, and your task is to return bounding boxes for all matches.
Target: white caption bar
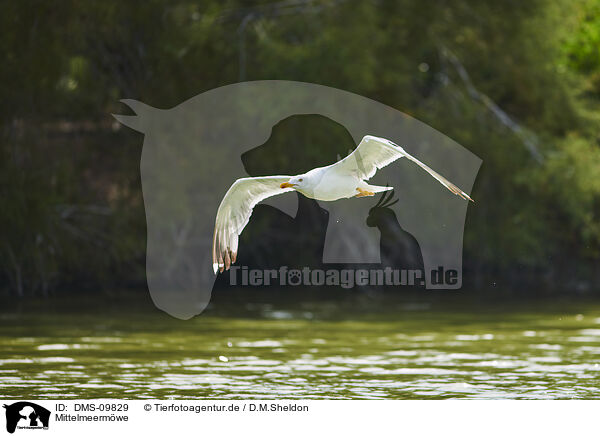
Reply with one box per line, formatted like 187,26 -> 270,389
0,399 -> 597,436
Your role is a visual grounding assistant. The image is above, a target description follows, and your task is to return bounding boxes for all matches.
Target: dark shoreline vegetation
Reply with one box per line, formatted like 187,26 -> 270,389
3,0 -> 600,299
2,283 -> 599,318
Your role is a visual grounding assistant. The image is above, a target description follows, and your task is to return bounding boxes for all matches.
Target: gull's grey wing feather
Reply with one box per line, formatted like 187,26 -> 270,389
332,135 -> 473,201
213,175 -> 293,273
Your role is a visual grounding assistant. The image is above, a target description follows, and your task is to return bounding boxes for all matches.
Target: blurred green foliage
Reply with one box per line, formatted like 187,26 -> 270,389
2,0 -> 600,295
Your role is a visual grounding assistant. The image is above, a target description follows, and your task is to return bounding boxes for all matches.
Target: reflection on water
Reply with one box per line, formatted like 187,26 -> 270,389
1,294 -> 600,399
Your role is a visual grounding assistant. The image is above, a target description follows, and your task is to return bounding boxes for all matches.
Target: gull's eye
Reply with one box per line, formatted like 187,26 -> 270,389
298,178 -> 303,182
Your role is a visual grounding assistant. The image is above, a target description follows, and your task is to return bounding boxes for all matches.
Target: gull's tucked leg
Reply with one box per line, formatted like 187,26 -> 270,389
356,188 -> 375,197
357,182 -> 394,197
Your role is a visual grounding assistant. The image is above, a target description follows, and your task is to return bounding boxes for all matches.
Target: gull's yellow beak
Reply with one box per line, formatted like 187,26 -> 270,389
280,182 -> 295,189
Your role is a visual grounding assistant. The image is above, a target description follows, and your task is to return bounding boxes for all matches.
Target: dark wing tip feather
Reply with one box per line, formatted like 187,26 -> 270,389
212,227 -> 229,274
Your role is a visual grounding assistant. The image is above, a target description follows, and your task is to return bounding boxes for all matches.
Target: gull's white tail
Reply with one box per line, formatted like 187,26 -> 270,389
361,183 -> 394,194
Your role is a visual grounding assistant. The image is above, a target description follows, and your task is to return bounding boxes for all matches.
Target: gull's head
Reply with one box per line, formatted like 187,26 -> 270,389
280,175 -> 307,190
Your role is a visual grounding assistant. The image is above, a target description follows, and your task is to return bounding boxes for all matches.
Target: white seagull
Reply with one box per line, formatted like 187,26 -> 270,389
213,135 -> 473,273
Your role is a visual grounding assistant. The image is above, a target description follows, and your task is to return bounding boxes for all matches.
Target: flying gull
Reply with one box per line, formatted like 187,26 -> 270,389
213,135 -> 473,273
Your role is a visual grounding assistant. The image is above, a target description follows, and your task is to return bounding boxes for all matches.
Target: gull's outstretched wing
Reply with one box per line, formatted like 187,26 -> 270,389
332,135 -> 473,202
213,175 -> 293,273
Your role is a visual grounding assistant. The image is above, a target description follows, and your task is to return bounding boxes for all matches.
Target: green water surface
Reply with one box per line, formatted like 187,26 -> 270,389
1,292 -> 599,399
